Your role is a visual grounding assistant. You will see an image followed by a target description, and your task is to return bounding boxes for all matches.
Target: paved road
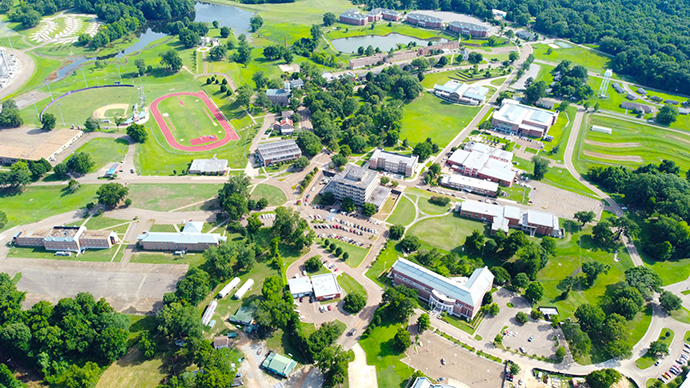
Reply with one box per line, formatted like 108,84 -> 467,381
0,49 -> 35,99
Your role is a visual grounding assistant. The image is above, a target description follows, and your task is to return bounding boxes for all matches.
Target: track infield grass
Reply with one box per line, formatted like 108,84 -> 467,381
155,93 -> 227,147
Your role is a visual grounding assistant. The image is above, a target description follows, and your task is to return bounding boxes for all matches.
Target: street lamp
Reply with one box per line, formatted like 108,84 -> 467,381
485,369 -> 490,380
453,353 -> 456,364
428,340 -> 430,352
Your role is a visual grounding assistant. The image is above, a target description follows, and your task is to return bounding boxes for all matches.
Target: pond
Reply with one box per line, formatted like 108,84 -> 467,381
331,33 -> 449,53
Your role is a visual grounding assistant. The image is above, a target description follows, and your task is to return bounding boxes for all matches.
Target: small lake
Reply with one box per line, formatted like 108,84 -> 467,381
331,33 -> 449,53
193,1 -> 253,35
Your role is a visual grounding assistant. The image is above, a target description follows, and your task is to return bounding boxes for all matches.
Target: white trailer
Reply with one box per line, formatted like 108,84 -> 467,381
591,125 -> 612,134
218,277 -> 241,298
201,300 -> 218,326
233,279 -> 254,300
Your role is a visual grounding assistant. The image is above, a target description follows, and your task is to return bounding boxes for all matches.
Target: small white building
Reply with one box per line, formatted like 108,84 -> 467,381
202,300 -> 218,326
590,125 -> 612,134
439,174 -> 499,196
311,273 -> 341,301
234,279 -> 254,299
218,277 -> 241,298
188,157 -> 228,175
288,277 -> 313,298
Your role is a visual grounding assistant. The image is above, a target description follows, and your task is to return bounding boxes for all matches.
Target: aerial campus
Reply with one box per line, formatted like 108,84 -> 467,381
1,1 -> 690,388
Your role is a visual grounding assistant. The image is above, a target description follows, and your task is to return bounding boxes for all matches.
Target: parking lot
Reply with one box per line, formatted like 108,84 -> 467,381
404,331 -> 505,388
501,318 -> 561,359
529,180 -> 604,220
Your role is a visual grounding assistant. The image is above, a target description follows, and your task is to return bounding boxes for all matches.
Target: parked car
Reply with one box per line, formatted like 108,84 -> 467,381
441,358 -> 446,365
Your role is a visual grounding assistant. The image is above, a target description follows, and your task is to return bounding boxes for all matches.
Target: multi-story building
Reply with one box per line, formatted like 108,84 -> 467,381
366,8 -> 384,22
266,82 -> 292,106
339,9 -> 368,25
406,13 -> 444,29
382,9 -> 403,21
368,148 -> 418,177
457,201 -> 563,237
448,21 -> 489,37
433,80 -> 488,105
13,225 -> 117,252
447,143 -> 516,186
439,174 -> 499,196
272,117 -> 294,135
417,41 -> 460,55
137,221 -> 226,252
390,258 -> 494,320
491,99 -> 559,138
349,53 -> 387,69
256,139 -> 302,167
323,163 -> 391,208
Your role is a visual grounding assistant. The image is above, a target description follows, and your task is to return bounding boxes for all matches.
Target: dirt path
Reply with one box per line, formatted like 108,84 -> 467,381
584,140 -> 640,148
583,150 -> 642,162
348,343 -> 378,388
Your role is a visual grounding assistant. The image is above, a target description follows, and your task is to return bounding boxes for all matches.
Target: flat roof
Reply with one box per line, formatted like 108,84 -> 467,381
448,20 -> 489,31
333,163 -> 378,190
494,99 -> 557,126
393,258 -> 493,307
137,221 -> 225,245
0,128 -> 82,161
440,174 -> 499,191
288,277 -> 312,295
370,148 -> 418,166
311,273 -> 340,298
189,157 -> 228,173
527,210 -> 559,228
465,141 -> 513,161
407,13 -> 443,23
262,352 -> 296,376
368,186 -> 392,208
81,230 -> 115,239
460,201 -> 503,218
257,140 -> 301,160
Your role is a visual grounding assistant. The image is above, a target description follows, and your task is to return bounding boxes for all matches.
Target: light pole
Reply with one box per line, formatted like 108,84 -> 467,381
46,82 -> 54,101
428,340 -> 430,353
32,93 -> 39,119
453,353 -> 456,365
57,103 -> 65,126
485,369 -> 490,380
5,31 -> 14,53
81,69 -> 88,88
117,67 -> 122,84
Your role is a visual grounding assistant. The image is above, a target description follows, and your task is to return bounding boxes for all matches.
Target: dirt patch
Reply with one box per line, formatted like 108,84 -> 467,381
93,103 -> 129,119
666,134 -> 690,145
349,343 -> 378,388
584,140 -> 641,148
583,151 -> 642,162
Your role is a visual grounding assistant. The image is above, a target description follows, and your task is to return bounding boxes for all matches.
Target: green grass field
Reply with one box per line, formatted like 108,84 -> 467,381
365,240 -> 400,287
327,22 -> 452,42
11,53 -> 62,99
72,138 -> 129,172
127,184 -> 222,212
149,223 -> 178,233
387,195 -> 416,226
156,94 -> 227,147
338,272 -> 367,297
221,0 -> 352,25
513,156 -> 599,199
328,239 -> 370,269
359,313 -> 414,387
407,213 -> 485,252
129,252 -> 206,267
543,106 -> 576,161
532,43 -> 616,78
400,93 -> 481,148
417,196 -> 450,215
8,245 -> 123,262
0,185 -> 99,231
250,183 -> 287,206
574,114 -> 690,174
635,328 -> 674,369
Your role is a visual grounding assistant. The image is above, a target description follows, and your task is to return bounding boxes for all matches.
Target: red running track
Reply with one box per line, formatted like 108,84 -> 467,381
150,91 -> 239,152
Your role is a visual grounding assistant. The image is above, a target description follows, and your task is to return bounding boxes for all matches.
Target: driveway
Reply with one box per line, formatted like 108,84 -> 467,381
348,343 -> 378,388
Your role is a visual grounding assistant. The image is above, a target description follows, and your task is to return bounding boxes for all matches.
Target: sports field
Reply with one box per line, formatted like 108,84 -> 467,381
150,91 -> 239,151
532,42 -> 617,78
574,114 -> 690,173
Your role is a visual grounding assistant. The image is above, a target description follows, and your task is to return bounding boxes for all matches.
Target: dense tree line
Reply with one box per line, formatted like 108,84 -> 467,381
0,100 -> 23,128
0,273 -> 129,387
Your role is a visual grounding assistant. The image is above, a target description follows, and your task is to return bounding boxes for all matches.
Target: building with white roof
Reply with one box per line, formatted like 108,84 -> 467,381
447,145 -> 516,187
188,157 -> 228,175
137,221 -> 226,251
591,125 -> 612,134
368,148 -> 418,177
411,377 -> 461,388
457,201 -> 563,237
439,174 -> 499,196
492,99 -> 559,138
311,273 -> 341,301
433,80 -> 488,105
323,163 -> 391,208
288,277 -> 313,298
391,258 -> 494,319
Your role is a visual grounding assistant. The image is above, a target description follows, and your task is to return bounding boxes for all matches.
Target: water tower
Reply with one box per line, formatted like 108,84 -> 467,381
598,69 -> 613,98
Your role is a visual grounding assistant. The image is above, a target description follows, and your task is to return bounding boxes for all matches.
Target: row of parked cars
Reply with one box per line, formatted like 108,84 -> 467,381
313,223 -> 365,236
659,344 -> 690,383
327,234 -> 367,247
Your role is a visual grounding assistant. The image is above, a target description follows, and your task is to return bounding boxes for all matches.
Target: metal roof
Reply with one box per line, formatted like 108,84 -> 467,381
370,148 -> 418,166
288,277 -> 313,295
257,140 -> 301,160
262,352 -> 296,376
189,157 -> 228,173
448,21 -> 489,31
312,273 -> 340,298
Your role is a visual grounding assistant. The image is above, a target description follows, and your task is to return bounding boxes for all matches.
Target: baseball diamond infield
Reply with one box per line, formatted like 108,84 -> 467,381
150,91 -> 239,151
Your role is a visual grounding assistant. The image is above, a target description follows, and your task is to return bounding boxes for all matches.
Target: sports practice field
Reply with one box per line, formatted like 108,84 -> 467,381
149,91 -> 239,151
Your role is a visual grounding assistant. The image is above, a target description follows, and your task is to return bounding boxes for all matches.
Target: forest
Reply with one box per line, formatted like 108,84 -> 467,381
353,0 -> 690,93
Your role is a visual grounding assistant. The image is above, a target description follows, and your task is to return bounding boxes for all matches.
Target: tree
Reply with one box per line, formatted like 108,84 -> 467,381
335,247 -> 343,256
236,84 -> 253,109
413,141 -> 433,161
592,219 -> 615,246
541,236 -> 557,256
220,27 -> 230,38
295,130 -> 322,157
525,282 -> 544,303
252,71 -> 267,89
656,104 -> 678,125
389,225 -> 405,240
380,176 -> 390,185
417,313 -> 431,333
209,44 -> 227,61
156,302 -> 203,339
400,236 -> 421,252
305,256 -> 321,273
176,267 -> 211,305
649,340 -> 669,357
331,153 -> 347,167
292,156 -> 310,170
160,49 -> 183,72
516,311 -> 529,324
310,24 -> 322,40
262,276 -> 284,301
468,52 -> 483,64
127,123 -> 148,143
247,214 -> 262,235
585,369 -> 621,388
555,346 -> 566,361
67,152 -> 95,174
41,113 -> 56,130
343,293 -> 366,313
659,290 -> 682,312
509,50 -> 519,62
574,210 -> 596,225
363,203 -> 377,217
179,27 -> 200,48
523,80 -> 547,105
323,12 -> 337,26
625,266 -> 662,299
532,155 -> 550,180
392,327 -> 411,352
341,197 -> 356,213
574,304 -> 605,334
487,303 -> 500,316
0,211 -> 6,230
96,326 -> 128,362
513,272 -> 529,288
97,183 -> 129,207
84,116 -> 100,131
491,266 -> 511,285
581,261 -> 610,286
250,15 -> 263,31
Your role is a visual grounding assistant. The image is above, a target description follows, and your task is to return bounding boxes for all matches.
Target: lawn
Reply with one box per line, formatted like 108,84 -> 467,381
671,307 -> 690,325
265,322 -> 318,364
407,213 -> 485,252
532,43 -> 615,78
72,138 -> 129,172
386,195 -> 416,226
542,106 -> 575,161
127,184 -> 222,212
11,53 -> 62,99
338,272 -> 367,297
635,328 -> 674,369
417,196 -> 450,215
250,183 -> 287,206
328,239 -> 370,269
400,93 -> 481,148
149,223 -> 178,233
359,313 -> 415,388
366,240 -> 401,287
84,215 -> 131,234
502,185 -> 530,204
156,94 -> 227,147
8,245 -> 122,262
129,252 -> 206,267
574,114 -> 690,173
327,22 -> 452,42
512,156 -> 599,199
224,0 -> 352,25
0,185 -> 100,231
